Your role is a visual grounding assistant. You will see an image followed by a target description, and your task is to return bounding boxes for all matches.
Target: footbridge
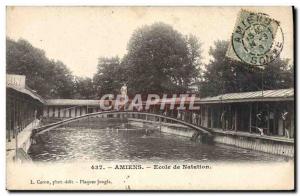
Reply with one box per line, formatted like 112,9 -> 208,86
32,110 -> 213,137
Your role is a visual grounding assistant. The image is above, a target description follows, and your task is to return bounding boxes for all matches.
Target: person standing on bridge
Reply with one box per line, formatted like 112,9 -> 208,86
192,112 -> 197,124
120,83 -> 128,110
177,109 -> 181,119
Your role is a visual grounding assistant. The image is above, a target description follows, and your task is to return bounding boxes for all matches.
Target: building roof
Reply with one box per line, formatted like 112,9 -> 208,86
46,88 -> 294,106
7,86 -> 45,104
46,99 -> 104,106
197,88 -> 294,104
158,97 -> 200,105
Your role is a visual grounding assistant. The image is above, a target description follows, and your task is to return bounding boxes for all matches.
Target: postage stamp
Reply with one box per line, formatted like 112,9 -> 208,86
226,10 -> 284,66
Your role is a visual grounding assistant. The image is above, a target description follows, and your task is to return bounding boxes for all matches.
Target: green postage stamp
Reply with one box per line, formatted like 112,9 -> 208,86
227,10 -> 284,66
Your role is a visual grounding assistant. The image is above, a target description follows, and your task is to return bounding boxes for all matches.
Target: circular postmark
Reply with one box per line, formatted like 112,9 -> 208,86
232,11 -> 284,66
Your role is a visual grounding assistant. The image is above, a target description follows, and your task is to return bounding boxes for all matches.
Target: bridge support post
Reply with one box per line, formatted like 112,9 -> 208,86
159,117 -> 161,131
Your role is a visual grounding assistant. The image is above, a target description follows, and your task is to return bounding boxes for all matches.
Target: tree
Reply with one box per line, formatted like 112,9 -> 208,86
93,56 -> 124,97
73,77 -> 96,99
200,40 -> 294,97
122,22 -> 202,97
186,34 -> 202,78
6,38 -> 75,98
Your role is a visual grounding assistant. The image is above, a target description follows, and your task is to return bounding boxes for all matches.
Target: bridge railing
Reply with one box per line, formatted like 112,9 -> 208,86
34,110 -> 212,136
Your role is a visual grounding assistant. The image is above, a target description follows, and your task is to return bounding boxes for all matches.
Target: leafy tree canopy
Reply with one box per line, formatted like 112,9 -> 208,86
6,38 -> 74,98
93,56 -> 124,97
200,40 -> 293,97
122,22 -> 202,97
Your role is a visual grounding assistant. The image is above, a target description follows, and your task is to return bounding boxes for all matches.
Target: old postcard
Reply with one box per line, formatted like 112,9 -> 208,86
6,6 -> 294,190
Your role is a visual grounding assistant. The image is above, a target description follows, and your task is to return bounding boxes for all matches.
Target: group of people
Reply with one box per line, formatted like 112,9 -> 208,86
163,107 -> 291,138
119,84 -> 291,138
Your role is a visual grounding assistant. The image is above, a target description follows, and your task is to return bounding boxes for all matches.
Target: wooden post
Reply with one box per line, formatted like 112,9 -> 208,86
7,97 -> 11,141
159,117 -> 161,131
203,106 -> 206,127
231,105 -> 234,130
15,127 -> 18,162
291,106 -> 294,138
234,106 -> 237,131
249,103 -> 252,133
13,97 -> 16,138
205,106 -> 208,127
210,107 -> 213,128
267,104 -> 270,135
255,102 -> 258,131
273,107 -> 276,135
201,107 -> 203,126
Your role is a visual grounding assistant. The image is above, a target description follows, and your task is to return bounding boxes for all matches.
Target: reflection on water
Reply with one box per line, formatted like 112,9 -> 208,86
28,119 -> 289,163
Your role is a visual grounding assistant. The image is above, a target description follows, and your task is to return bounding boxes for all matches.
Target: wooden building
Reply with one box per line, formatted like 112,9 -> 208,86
194,88 -> 294,138
42,88 -> 294,139
43,99 -> 105,118
6,75 -> 45,142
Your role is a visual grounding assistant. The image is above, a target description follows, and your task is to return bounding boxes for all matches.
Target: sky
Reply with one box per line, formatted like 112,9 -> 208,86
6,6 -> 293,78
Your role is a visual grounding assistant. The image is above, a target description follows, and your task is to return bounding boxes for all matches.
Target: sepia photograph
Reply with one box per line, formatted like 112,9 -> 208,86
5,6 -> 295,191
